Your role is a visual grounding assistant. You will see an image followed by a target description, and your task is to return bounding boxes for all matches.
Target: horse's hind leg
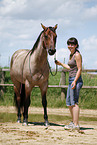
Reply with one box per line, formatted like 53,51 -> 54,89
23,94 -> 30,126
22,80 -> 31,126
14,84 -> 21,123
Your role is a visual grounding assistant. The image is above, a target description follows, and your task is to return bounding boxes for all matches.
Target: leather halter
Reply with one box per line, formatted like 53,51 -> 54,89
43,27 -> 57,50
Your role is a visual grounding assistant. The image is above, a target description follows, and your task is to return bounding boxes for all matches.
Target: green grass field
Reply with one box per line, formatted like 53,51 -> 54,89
0,69 -> 97,109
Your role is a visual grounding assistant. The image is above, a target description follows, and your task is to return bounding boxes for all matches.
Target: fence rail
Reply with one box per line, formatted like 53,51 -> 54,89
0,68 -> 97,100
1,68 -> 97,72
0,68 -> 97,89
0,84 -> 97,89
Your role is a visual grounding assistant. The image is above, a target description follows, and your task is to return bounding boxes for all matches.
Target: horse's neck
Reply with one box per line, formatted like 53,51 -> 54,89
31,39 -> 47,65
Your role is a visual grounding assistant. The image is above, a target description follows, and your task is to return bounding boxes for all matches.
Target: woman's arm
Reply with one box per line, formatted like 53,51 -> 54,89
71,53 -> 82,89
55,60 -> 70,70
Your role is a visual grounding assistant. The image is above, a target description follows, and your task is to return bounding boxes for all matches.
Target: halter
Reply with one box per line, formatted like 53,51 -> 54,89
42,27 -> 58,76
43,27 -> 57,53
43,27 -> 57,76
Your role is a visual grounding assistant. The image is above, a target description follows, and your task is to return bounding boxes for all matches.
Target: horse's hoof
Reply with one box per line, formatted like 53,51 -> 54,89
44,120 -> 50,127
17,119 -> 21,123
22,119 -> 28,126
22,122 -> 28,126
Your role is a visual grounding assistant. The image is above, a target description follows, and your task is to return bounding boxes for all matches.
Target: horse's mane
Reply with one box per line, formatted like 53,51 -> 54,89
30,30 -> 44,55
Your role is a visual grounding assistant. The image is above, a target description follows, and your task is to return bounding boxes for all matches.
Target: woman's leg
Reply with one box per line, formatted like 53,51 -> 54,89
64,106 -> 74,129
72,104 -> 80,126
69,106 -> 73,122
72,80 -> 82,126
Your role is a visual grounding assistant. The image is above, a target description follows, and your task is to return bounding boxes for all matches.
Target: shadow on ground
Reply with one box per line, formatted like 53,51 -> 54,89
28,121 -> 64,127
28,121 -> 94,131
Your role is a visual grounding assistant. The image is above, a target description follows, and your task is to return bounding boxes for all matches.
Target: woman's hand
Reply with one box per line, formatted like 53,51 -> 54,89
71,81 -> 76,89
55,60 -> 70,70
55,60 -> 62,65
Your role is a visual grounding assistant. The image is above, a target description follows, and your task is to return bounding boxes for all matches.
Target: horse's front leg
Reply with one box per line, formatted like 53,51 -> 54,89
40,83 -> 49,126
42,93 -> 49,126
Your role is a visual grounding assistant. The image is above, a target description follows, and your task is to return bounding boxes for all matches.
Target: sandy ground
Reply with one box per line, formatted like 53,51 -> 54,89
0,106 -> 97,145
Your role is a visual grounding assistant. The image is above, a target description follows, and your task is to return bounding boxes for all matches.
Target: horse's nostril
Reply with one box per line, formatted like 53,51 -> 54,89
48,49 -> 56,55
54,49 -> 56,53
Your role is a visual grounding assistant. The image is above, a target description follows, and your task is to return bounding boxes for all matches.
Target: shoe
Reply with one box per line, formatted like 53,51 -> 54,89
64,122 -> 74,130
72,124 -> 80,131
65,122 -> 80,131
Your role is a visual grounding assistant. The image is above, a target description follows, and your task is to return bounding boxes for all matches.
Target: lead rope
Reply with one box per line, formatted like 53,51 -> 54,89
48,53 -> 58,76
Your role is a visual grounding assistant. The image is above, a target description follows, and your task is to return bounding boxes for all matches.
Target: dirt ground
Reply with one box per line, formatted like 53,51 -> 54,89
0,106 -> 97,145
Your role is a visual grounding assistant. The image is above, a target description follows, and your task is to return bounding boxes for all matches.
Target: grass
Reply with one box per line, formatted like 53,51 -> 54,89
0,112 -> 97,123
0,69 -> 97,109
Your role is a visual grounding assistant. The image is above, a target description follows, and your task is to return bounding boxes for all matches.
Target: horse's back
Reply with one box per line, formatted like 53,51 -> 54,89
11,49 -> 29,67
10,49 -> 29,82
10,49 -> 29,68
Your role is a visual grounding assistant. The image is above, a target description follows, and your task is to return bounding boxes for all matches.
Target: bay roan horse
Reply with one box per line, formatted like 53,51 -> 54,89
10,24 -> 57,126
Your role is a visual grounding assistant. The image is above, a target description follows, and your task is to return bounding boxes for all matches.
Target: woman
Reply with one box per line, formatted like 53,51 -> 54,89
55,37 -> 83,131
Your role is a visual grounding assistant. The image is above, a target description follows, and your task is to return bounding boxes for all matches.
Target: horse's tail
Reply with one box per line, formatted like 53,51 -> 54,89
14,84 -> 25,108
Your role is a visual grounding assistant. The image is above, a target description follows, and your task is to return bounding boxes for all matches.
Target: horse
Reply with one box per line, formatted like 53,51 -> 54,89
10,23 -> 57,126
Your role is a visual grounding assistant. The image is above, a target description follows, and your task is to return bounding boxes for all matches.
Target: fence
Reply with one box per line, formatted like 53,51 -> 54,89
0,68 -> 97,99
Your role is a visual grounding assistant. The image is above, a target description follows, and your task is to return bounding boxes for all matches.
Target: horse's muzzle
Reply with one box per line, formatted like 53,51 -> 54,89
48,49 -> 56,55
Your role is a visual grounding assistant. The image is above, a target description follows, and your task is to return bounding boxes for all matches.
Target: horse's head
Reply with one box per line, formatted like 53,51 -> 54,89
41,23 -> 57,55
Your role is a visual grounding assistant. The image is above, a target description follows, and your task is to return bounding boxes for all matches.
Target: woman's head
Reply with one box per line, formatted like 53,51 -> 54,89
67,37 -> 79,49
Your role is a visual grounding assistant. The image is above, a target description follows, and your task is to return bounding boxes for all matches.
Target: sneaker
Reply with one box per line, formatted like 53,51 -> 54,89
64,122 -> 74,130
65,122 -> 80,131
72,124 -> 80,131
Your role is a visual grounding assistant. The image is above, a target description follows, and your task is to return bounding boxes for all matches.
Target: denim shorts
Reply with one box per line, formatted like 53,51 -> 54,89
66,76 -> 83,106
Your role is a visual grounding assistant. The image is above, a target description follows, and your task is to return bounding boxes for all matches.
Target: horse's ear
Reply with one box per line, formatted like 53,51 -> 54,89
54,24 -> 58,30
41,23 -> 46,30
